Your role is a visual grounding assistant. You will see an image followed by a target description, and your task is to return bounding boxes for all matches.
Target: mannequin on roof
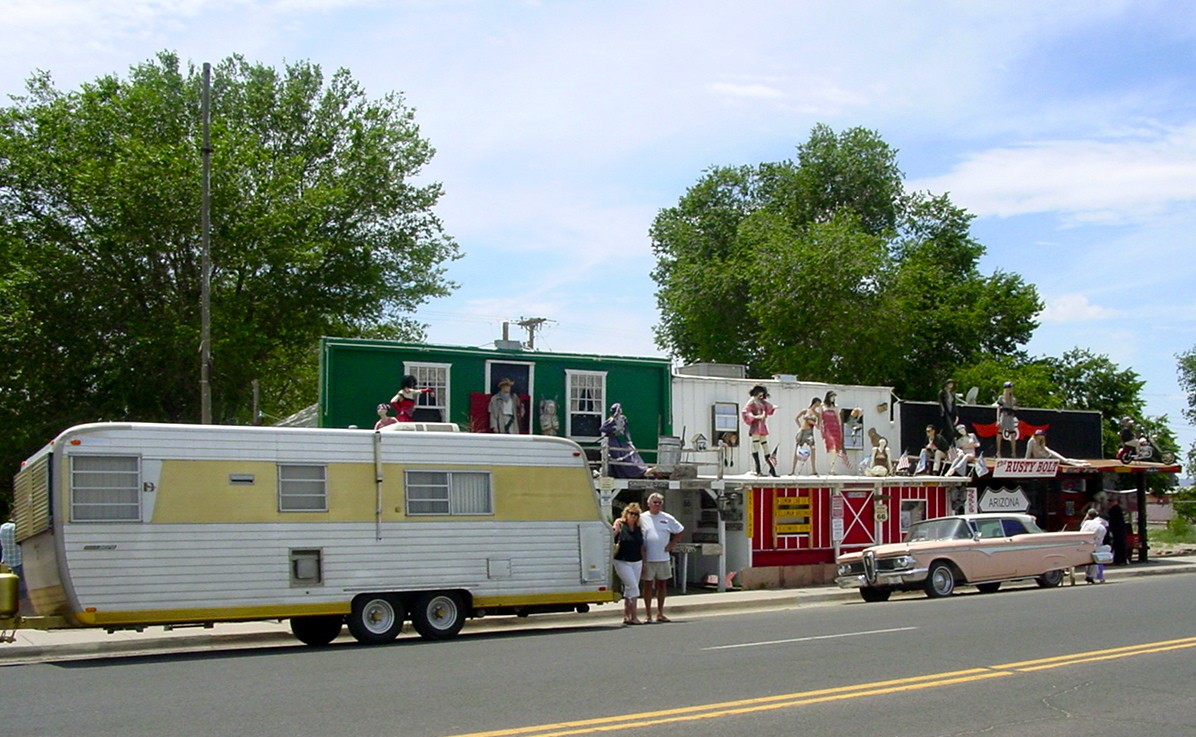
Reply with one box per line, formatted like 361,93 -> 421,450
742,385 -> 777,477
390,374 -> 434,423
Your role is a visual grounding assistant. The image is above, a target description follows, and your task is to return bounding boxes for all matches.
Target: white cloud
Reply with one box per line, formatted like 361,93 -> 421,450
910,125 -> 1196,225
1040,293 -> 1120,323
708,81 -> 785,100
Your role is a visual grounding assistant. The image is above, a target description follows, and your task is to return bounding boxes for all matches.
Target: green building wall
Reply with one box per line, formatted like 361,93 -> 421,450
319,338 -> 672,455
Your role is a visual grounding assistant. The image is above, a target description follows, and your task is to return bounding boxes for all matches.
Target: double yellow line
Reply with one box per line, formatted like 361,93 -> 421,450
446,636 -> 1196,737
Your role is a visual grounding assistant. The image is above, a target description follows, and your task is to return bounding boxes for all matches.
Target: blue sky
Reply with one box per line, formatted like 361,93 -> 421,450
5,1 -> 1196,457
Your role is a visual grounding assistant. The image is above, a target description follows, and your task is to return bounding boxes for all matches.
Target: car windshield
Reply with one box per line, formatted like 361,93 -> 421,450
905,518 -> 970,543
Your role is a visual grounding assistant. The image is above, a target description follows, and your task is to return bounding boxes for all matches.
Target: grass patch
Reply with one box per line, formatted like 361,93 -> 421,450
1152,516 -> 1196,544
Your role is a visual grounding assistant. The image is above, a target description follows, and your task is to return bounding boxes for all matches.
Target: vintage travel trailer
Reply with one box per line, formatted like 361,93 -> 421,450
3,422 -> 615,645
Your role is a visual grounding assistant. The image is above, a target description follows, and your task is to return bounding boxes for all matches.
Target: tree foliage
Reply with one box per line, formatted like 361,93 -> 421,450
1046,348 -> 1146,456
951,348 -> 1164,459
1178,346 -> 1196,472
0,52 -> 458,508
650,124 -> 1042,399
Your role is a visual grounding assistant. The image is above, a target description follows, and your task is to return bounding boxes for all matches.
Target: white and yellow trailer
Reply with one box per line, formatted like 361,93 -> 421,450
3,422 -> 615,646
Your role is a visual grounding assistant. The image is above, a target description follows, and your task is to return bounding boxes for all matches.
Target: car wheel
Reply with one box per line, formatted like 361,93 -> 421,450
411,591 -> 467,641
290,615 -> 344,646
346,594 -> 405,644
976,582 -> 1001,594
923,562 -> 956,598
1036,570 -> 1064,588
859,587 -> 892,603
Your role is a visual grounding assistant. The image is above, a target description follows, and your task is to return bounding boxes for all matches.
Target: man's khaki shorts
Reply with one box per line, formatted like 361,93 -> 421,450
640,560 -> 673,581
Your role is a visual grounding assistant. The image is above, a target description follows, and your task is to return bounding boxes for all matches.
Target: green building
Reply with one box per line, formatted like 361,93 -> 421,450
319,338 -> 673,455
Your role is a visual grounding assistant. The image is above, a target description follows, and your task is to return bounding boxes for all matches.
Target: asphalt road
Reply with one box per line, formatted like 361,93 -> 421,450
4,575 -> 1195,737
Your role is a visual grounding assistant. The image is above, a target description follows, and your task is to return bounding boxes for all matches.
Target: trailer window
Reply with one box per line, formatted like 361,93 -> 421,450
278,464 -> 328,512
71,455 -> 141,522
405,471 -> 492,515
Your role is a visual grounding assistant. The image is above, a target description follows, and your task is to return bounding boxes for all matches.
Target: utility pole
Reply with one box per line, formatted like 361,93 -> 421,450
199,62 -> 213,424
516,317 -> 551,349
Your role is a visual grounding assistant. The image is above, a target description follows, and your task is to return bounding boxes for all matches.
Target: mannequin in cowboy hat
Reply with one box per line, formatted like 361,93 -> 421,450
488,377 -> 524,434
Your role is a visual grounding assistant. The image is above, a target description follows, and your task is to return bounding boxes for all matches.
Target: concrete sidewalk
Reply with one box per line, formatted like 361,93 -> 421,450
5,555 -> 1194,663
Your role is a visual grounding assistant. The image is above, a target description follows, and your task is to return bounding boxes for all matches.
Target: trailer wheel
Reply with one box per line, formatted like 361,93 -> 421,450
347,594 -> 405,644
290,615 -> 344,647
411,591 -> 466,641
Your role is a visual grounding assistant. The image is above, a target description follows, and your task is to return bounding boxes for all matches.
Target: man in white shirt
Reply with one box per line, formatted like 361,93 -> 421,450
639,492 -> 684,623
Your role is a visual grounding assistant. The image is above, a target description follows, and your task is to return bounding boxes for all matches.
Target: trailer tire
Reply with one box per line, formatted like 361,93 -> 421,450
411,591 -> 466,641
290,615 -> 344,647
347,594 -> 405,644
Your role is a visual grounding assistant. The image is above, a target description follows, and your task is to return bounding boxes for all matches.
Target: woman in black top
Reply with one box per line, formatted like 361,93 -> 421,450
613,503 -> 645,625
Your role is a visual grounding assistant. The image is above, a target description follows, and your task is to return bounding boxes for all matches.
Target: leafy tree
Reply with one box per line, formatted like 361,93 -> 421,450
1046,348 -> 1146,456
0,52 -> 458,510
650,124 -> 1041,399
953,348 -> 1174,469
949,355 -> 1061,410
1179,346 -> 1196,473
1173,488 -> 1196,525
650,165 -> 762,368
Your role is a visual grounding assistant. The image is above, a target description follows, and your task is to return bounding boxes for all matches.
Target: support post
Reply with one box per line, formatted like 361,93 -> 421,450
1136,474 -> 1149,563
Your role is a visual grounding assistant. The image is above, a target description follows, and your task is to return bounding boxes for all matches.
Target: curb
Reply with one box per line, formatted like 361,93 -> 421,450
3,563 -> 1192,662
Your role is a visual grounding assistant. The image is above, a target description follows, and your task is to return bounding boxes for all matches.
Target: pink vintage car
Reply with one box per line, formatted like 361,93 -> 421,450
835,513 -> 1111,602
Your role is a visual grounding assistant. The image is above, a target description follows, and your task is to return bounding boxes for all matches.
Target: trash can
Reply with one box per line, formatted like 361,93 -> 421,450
656,436 -> 682,473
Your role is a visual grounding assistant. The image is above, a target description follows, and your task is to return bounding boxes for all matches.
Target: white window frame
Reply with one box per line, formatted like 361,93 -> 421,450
565,369 -> 606,441
404,470 -> 493,516
278,464 -> 328,513
69,455 -> 142,522
403,361 -> 451,421
484,360 -> 535,397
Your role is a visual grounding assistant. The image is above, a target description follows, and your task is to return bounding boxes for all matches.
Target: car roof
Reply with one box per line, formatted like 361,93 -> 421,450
919,513 -> 1033,522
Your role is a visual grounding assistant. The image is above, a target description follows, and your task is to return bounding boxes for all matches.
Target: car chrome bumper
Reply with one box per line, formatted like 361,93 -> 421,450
835,568 -> 929,588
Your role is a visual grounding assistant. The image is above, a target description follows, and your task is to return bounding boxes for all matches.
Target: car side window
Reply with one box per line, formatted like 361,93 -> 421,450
977,520 -> 1003,538
1002,519 -> 1028,536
